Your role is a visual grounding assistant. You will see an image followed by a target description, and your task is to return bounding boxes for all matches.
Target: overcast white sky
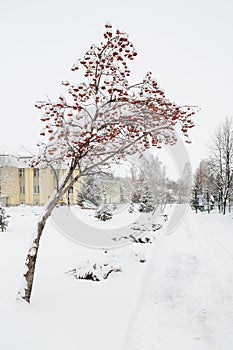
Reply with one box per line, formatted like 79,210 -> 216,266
1,0 -> 233,175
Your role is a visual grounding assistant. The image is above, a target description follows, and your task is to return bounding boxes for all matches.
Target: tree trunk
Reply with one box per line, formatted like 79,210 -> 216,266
21,199 -> 58,303
223,196 -> 227,215
222,189 -> 229,215
18,163 -> 78,303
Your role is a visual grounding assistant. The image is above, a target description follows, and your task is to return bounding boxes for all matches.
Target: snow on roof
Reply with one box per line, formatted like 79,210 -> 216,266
0,145 -> 35,168
0,145 -> 34,157
82,200 -> 97,209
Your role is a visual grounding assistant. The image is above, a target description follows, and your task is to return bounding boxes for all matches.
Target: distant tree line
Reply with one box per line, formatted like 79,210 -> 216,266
77,153 -> 193,211
193,117 -> 233,214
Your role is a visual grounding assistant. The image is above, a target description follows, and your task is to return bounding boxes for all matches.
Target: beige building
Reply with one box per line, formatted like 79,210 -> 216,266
0,145 -> 78,207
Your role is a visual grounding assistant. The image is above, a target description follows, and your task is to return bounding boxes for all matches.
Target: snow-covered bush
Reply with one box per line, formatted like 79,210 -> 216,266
132,251 -> 146,263
66,261 -> 121,281
0,207 -> 10,232
128,202 -> 134,213
95,207 -> 113,221
112,220 -> 163,244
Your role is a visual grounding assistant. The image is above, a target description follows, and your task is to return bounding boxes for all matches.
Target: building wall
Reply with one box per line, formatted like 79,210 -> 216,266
0,165 -> 79,206
0,166 -> 19,206
25,168 -> 33,204
39,168 -> 56,204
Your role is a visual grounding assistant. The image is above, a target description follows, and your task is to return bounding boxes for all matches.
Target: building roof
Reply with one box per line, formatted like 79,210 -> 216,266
0,145 -> 34,157
0,145 -> 35,168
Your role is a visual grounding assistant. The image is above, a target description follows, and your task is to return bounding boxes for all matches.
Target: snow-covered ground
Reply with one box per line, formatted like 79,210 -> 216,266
124,210 -> 233,350
0,205 -> 233,350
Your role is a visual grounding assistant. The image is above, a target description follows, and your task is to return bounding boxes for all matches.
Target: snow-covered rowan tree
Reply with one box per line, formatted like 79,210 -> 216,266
208,117 -> 233,214
19,23 -> 196,303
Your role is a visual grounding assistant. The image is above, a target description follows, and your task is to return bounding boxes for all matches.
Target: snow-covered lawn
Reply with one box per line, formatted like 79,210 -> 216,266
0,205 -> 233,350
0,205 -> 161,350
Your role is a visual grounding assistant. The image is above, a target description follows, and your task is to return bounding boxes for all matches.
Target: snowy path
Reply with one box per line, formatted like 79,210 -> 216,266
123,210 -> 233,350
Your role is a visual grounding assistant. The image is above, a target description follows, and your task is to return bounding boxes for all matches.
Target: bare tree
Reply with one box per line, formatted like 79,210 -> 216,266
18,23 -> 196,303
209,117 -> 233,214
177,162 -> 192,204
139,153 -> 167,205
193,159 -> 216,195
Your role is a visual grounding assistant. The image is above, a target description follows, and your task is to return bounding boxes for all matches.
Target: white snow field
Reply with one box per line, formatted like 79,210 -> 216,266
0,205 -> 233,350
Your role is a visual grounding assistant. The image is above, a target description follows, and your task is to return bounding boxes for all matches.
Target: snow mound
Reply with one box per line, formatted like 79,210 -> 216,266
66,260 -> 121,281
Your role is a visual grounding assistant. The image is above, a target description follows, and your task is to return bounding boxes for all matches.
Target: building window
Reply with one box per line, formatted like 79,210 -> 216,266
34,185 -> 40,194
19,186 -> 25,194
19,169 -> 25,178
33,168 -> 40,177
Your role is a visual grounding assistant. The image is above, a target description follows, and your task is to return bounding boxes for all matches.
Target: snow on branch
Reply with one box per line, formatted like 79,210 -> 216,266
32,22 -> 197,195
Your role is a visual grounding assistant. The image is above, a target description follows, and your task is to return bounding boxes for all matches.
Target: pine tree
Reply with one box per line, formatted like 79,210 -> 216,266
119,184 -> 127,203
131,173 -> 146,203
131,191 -> 141,204
128,202 -> 135,213
138,185 -> 154,213
79,175 -> 102,206
0,207 -> 10,232
77,191 -> 84,207
95,206 -> 113,221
